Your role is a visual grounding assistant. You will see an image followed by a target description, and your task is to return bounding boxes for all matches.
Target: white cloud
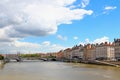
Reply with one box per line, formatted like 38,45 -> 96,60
0,41 -> 67,54
79,36 -> 110,45
14,41 -> 41,48
85,38 -> 90,43
103,6 -> 117,14
0,0 -> 93,40
42,41 -> 51,46
105,6 -> 117,10
37,42 -> 67,53
57,35 -> 67,41
43,44 -> 67,53
93,36 -> 109,44
73,36 -> 78,40
81,0 -> 90,8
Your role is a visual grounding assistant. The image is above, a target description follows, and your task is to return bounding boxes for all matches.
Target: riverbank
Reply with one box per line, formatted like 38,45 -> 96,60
0,60 -> 4,65
79,60 -> 120,68
61,59 -> 120,68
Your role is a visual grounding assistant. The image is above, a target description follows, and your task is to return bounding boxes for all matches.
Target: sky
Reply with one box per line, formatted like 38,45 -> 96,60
0,0 -> 120,54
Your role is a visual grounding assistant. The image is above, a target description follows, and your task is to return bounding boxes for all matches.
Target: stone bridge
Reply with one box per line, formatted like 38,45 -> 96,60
3,54 -> 57,62
4,54 -> 22,62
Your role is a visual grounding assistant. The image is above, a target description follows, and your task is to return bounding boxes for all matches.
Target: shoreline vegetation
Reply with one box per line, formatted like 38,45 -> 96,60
0,55 -> 5,65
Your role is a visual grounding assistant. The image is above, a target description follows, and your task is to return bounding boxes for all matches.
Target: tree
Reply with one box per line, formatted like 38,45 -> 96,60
0,55 -> 4,60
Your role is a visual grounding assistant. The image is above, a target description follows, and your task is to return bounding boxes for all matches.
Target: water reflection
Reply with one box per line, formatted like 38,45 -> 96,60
0,62 -> 120,80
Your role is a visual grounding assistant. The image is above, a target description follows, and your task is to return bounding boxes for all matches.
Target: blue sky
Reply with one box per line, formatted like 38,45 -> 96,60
0,0 -> 120,53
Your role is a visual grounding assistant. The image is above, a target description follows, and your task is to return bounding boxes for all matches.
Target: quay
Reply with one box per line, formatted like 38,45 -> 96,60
80,60 -> 120,68
0,60 -> 4,65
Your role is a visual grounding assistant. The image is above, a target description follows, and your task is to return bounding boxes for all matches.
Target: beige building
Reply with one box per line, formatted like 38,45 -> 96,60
96,42 -> 115,61
70,45 -> 84,60
63,48 -> 71,60
83,42 -> 115,61
83,44 -> 96,61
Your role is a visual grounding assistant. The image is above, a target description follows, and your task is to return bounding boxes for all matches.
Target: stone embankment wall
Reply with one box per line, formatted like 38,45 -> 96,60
0,60 -> 4,65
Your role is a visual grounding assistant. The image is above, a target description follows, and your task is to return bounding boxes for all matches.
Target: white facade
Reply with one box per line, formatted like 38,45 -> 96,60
96,45 -> 115,60
70,46 -> 84,60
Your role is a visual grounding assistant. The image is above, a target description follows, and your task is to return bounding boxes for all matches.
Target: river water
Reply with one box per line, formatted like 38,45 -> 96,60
0,61 -> 120,80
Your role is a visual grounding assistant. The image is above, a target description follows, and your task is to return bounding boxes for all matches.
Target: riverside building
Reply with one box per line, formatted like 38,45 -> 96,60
95,42 -> 115,61
114,39 -> 120,61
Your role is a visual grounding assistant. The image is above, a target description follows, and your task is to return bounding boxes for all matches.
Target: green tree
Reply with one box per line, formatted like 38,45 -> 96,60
20,54 -> 41,58
0,55 -> 4,60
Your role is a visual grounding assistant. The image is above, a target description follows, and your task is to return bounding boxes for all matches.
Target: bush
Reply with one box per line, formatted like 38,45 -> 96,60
0,55 -> 4,60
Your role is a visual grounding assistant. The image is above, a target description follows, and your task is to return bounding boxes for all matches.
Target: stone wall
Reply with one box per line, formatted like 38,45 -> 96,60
0,60 -> 4,65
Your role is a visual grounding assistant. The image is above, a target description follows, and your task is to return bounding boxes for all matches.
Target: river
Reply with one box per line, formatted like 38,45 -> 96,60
0,61 -> 120,80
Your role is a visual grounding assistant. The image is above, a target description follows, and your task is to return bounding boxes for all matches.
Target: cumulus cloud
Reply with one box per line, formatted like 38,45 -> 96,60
93,36 -> 109,44
57,35 -> 67,41
0,0 -> 93,40
79,36 -> 110,45
0,0 -> 93,53
0,41 -> 67,54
